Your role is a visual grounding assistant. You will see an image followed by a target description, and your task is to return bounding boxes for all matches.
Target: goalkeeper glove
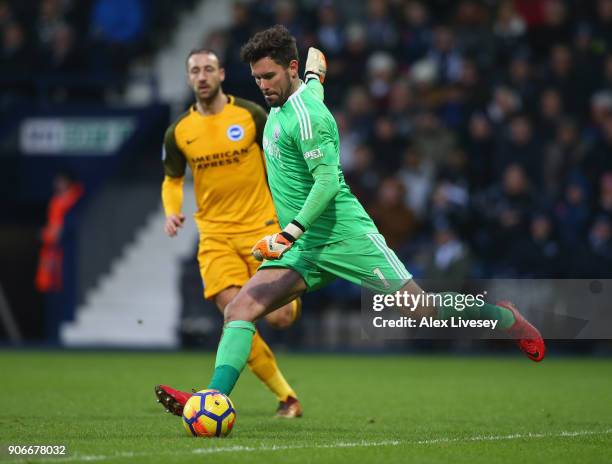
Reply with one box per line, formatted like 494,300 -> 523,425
252,221 -> 304,261
304,47 -> 327,83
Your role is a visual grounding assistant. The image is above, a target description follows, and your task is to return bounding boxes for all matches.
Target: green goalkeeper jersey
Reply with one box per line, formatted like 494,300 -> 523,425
262,80 -> 378,249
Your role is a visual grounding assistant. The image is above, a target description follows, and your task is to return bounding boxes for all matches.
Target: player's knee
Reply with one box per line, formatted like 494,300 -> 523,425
223,294 -> 262,324
265,304 -> 294,329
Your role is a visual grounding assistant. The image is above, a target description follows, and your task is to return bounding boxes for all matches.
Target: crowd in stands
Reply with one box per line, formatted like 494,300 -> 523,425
209,0 -> 612,281
0,0 -> 197,103
4,0 -> 612,281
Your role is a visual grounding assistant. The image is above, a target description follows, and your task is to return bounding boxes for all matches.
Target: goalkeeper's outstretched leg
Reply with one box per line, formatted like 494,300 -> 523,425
206,268 -> 307,397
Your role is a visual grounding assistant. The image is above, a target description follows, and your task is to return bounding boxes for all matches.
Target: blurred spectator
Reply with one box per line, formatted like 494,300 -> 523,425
36,0 -> 69,54
409,57 -> 438,103
507,212 -> 563,277
584,91 -> 612,144
570,215 -> 612,277
35,171 -> 83,292
412,112 -> 456,167
397,145 -> 435,219
458,59 -> 488,113
597,172 -> 612,220
594,0 -> 612,51
427,25 -> 463,84
222,2 -> 256,98
573,23 -> 600,114
543,119 -> 585,198
423,219 -> 472,285
438,84 -> 467,130
343,23 -> 369,85
367,115 -> 406,173
528,0 -> 572,58
316,2 -> 344,56
538,87 -> 564,142
493,1 -> 527,66
42,23 -> 82,74
365,0 -> 397,51
429,179 -> 470,235
397,1 -> 432,66
543,44 -> 578,112
344,85 -> 375,142
600,53 -> 612,92
555,175 -> 591,245
387,79 -> 417,137
453,0 -> 494,69
495,114 -> 542,184
582,115 -> 612,185
35,171 -> 84,340
344,144 -> 384,207
0,0 -> 15,32
335,110 -> 359,172
274,0 -> 304,46
1,21 -> 28,73
506,53 -> 537,112
438,147 -> 469,185
474,164 -> 535,266
368,177 -> 418,250
366,51 -> 396,107
463,113 -> 495,191
487,86 -> 521,127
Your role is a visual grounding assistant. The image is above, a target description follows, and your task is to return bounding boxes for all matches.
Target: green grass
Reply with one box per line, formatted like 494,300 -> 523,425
0,351 -> 611,463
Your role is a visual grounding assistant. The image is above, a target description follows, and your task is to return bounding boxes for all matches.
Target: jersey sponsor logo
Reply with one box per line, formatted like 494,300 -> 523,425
303,148 -> 322,160
192,147 -> 249,170
227,124 -> 245,141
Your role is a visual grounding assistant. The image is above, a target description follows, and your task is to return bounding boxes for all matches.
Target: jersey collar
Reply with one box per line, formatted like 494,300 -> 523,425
191,94 -> 233,116
283,81 -> 307,108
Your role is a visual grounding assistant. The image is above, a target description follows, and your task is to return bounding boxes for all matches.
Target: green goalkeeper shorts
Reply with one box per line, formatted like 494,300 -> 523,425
258,233 -> 412,293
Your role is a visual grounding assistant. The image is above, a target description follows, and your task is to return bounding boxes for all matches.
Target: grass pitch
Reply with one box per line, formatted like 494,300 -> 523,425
1,351 -> 611,463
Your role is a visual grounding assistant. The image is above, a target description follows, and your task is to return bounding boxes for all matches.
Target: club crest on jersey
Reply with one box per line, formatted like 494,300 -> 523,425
227,124 -> 244,141
273,125 -> 280,142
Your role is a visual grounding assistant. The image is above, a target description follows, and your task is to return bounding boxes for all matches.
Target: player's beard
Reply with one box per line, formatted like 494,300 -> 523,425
198,83 -> 221,105
269,70 -> 293,108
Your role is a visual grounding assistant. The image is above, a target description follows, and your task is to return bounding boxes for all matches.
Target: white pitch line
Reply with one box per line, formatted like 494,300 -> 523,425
413,429 -> 612,445
9,429 -> 612,463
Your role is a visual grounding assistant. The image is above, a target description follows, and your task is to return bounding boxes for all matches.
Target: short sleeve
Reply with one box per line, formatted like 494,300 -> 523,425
162,124 -> 186,178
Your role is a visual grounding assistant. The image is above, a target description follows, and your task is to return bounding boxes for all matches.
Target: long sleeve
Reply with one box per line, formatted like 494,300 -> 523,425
294,164 -> 340,229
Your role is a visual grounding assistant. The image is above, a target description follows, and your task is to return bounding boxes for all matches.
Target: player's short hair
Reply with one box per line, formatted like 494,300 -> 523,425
186,48 -> 223,69
240,25 -> 298,67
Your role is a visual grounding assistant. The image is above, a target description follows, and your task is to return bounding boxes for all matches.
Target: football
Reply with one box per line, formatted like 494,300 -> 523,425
181,389 -> 236,438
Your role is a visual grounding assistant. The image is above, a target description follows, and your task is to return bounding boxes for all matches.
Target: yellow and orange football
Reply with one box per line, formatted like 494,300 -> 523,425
182,389 -> 236,438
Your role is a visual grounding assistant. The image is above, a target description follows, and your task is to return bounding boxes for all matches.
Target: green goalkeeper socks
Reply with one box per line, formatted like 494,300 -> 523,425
207,320 -> 256,395
435,292 -> 516,330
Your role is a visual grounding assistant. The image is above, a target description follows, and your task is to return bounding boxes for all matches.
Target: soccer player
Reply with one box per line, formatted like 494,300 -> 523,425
196,25 -> 546,399
155,48 -> 302,418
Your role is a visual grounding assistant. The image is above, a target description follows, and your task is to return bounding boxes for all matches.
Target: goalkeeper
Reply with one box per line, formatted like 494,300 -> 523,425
155,48 -> 302,418
205,25 -> 546,397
